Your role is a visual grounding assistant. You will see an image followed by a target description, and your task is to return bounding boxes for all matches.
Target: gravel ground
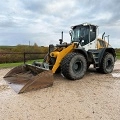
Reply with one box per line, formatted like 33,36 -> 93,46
0,60 -> 120,120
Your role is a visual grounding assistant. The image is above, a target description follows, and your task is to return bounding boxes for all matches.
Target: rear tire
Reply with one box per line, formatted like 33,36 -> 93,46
61,52 -> 87,80
97,52 -> 114,73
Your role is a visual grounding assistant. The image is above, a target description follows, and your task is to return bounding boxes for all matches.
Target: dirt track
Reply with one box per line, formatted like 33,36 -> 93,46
0,61 -> 120,120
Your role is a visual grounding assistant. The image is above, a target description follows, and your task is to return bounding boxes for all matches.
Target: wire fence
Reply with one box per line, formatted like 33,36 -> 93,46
0,52 -> 46,64
0,51 -> 120,64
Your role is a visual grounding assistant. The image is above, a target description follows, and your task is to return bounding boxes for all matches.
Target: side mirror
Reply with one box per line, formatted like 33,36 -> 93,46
69,30 -> 73,36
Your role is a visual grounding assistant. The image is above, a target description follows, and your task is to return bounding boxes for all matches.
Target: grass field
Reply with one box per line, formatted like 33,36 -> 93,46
117,55 -> 120,59
0,46 -> 16,49
0,59 -> 43,69
115,49 -> 120,59
116,53 -> 120,59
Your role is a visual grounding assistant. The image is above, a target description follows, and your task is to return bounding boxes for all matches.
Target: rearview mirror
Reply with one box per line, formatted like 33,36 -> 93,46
69,30 -> 73,36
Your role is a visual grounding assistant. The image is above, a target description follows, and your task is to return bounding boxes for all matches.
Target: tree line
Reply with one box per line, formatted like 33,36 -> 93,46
0,43 -> 48,63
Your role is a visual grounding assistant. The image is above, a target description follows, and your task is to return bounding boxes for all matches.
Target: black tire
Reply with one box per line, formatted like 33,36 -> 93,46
61,52 -> 87,80
97,52 -> 114,74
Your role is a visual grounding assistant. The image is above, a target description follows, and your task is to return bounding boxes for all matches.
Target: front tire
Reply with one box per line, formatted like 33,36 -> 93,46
61,52 -> 87,80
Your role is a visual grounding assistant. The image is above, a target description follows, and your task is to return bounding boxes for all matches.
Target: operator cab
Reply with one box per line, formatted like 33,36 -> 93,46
70,23 -> 97,47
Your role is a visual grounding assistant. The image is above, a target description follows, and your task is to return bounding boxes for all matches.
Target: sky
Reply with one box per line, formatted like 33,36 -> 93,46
0,0 -> 120,48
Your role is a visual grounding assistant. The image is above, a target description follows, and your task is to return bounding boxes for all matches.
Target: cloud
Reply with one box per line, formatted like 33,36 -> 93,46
0,0 -> 120,48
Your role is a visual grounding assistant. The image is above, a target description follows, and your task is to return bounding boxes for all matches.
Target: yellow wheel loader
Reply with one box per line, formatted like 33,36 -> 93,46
4,23 -> 116,93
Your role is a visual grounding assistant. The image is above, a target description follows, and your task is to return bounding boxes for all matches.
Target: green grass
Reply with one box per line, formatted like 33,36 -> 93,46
117,55 -> 120,59
116,52 -> 120,59
0,59 -> 43,69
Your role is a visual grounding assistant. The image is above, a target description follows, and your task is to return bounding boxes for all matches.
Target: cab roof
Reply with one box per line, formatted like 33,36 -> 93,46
71,23 -> 98,29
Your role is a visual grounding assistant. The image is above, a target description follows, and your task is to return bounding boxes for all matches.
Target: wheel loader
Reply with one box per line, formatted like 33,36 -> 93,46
4,23 -> 116,93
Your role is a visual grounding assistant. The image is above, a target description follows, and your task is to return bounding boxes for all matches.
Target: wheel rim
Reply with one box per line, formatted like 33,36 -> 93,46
72,60 -> 83,73
106,58 -> 113,69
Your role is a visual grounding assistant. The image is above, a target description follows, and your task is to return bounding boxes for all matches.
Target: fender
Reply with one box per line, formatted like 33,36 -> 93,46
73,48 -> 88,61
99,48 -> 116,64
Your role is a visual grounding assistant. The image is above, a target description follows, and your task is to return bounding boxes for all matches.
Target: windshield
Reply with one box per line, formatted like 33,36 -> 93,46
71,26 -> 89,42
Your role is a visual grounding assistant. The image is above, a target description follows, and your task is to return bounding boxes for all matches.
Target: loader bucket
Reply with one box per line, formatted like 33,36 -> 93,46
4,64 -> 53,94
